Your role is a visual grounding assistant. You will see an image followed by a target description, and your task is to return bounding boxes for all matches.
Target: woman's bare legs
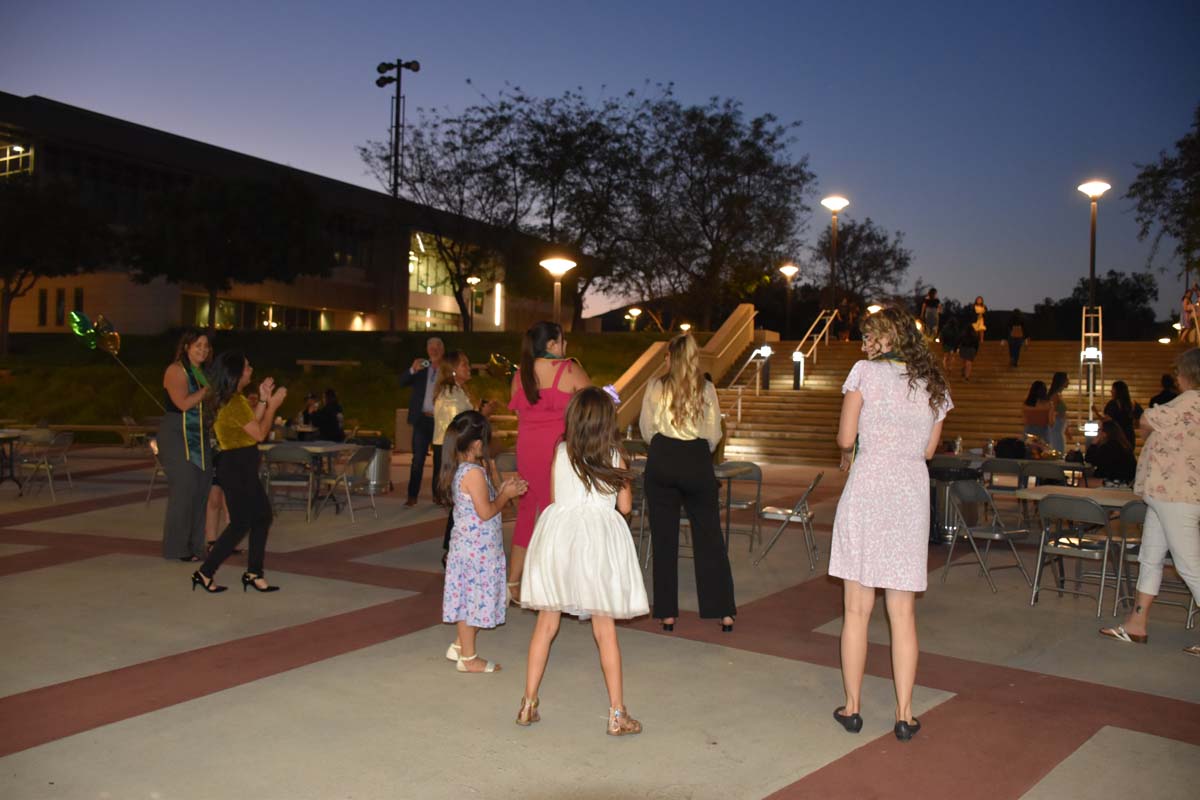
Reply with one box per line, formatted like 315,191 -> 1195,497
456,621 -> 499,672
524,610 -> 562,699
508,544 -> 528,601
884,589 -> 919,723
840,580 -> 875,714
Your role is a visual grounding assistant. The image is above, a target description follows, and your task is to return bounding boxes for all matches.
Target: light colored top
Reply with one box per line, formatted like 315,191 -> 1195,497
638,377 -> 722,452
214,395 -> 258,451
1134,389 -> 1200,504
433,384 -> 473,446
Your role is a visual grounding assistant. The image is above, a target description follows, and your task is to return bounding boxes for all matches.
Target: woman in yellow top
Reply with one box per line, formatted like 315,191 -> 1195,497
192,351 -> 288,594
638,333 -> 736,633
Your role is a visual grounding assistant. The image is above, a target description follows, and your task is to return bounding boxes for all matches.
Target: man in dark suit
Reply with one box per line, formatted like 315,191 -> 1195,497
399,337 -> 444,506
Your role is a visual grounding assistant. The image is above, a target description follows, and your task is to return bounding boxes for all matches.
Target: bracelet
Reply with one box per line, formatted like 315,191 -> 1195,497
258,400 -> 268,405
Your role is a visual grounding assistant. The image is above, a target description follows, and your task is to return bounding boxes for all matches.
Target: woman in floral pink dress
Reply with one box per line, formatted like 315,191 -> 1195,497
507,322 -> 590,602
828,306 -> 952,742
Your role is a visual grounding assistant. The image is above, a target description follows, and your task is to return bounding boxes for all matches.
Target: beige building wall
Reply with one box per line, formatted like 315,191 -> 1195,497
7,272 -> 179,334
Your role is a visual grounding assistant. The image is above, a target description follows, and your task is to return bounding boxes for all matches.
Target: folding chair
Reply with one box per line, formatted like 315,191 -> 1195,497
1019,462 -> 1070,523
1031,494 -> 1115,617
980,457 -> 1024,524
942,480 -> 1032,592
121,416 -> 148,448
317,445 -> 378,522
719,461 -> 763,551
264,444 -> 316,521
754,471 -> 824,571
1110,499 -> 1145,616
18,430 -> 73,501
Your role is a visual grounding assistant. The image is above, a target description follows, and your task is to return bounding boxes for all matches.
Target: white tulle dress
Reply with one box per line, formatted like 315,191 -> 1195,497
520,443 -> 650,620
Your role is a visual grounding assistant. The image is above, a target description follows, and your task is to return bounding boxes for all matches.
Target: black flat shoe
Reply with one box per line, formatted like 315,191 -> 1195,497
833,707 -> 862,733
661,620 -> 675,632
721,616 -> 735,633
894,718 -> 921,741
242,572 -> 281,593
179,555 -> 201,562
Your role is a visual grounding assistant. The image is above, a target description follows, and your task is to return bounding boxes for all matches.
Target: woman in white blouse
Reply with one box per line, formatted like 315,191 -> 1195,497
639,333 -> 736,633
435,351 -> 487,555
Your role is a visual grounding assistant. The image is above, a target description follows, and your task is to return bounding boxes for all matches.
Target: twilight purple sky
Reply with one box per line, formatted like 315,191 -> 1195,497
4,0 -> 1198,318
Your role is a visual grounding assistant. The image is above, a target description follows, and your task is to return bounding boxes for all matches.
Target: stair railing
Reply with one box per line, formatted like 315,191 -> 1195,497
790,308 -> 839,388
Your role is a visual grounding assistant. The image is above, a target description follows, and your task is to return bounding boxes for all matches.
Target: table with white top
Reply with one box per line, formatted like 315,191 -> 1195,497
1013,484 -> 1138,510
259,440 -> 357,514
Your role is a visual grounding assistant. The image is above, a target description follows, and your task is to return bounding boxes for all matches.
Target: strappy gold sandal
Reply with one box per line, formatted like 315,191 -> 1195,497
516,696 -> 540,726
606,706 -> 642,736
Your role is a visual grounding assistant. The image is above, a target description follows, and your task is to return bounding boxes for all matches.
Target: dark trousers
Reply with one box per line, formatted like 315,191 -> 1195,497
157,412 -> 212,559
645,435 -> 737,620
407,415 -> 439,500
1008,337 -> 1024,366
200,446 -> 271,578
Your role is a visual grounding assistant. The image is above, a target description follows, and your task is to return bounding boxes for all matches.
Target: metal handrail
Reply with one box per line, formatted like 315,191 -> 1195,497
793,308 -> 839,366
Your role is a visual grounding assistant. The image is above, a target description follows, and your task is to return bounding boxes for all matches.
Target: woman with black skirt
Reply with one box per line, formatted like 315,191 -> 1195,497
639,333 -> 736,632
192,351 -> 288,594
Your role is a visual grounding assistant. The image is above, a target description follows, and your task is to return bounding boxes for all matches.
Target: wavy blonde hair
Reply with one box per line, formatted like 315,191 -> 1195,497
860,306 -> 949,412
660,333 -> 704,429
433,350 -> 466,399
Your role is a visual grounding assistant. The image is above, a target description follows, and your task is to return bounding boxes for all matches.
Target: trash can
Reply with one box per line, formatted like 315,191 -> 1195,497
928,465 -> 982,544
348,436 -> 392,494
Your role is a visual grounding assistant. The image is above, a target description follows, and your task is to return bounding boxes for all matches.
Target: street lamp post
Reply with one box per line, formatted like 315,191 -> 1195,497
465,276 -> 481,331
628,307 -> 642,331
1077,181 -> 1110,307
539,258 -> 576,326
821,196 -> 849,307
375,57 -> 420,333
778,263 -> 798,339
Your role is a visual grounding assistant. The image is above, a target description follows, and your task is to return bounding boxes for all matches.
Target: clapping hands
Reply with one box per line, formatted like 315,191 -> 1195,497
258,377 -> 287,407
499,476 -> 529,499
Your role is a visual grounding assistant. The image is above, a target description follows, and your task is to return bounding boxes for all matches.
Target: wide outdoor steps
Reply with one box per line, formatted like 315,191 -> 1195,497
719,339 -> 1187,466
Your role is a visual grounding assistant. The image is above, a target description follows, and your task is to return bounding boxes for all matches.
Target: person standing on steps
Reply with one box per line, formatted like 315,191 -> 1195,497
399,337 -> 444,506
1007,310 -> 1028,368
828,306 -> 952,743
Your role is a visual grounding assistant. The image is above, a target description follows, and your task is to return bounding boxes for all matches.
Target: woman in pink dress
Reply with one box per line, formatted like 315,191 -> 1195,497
507,321 -> 591,602
828,306 -> 952,743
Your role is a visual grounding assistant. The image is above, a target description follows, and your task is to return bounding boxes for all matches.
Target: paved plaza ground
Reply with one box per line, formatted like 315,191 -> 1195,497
1,447 -> 1197,799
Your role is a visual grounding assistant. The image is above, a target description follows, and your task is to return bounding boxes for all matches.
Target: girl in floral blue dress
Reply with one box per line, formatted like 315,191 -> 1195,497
440,411 -> 527,673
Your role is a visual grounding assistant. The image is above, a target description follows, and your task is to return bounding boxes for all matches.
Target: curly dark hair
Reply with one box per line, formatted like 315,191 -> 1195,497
860,305 -> 950,412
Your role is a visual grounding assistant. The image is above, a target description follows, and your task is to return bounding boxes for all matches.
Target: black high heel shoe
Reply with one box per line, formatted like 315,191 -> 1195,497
833,706 -> 863,733
894,718 -> 921,741
661,618 -> 675,632
191,571 -> 226,593
721,616 -> 735,633
242,572 -> 281,593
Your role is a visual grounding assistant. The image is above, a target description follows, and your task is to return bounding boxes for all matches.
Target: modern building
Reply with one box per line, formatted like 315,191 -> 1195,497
0,91 -> 578,335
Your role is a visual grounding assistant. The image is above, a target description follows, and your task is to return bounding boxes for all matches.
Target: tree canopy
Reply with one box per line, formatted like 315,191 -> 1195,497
1033,269 -> 1159,340
1126,103 -> 1200,283
0,175 -> 111,355
132,176 -> 332,330
814,216 -> 912,303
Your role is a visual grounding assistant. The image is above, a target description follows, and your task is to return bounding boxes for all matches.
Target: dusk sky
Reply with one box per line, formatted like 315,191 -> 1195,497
5,0 -> 1198,318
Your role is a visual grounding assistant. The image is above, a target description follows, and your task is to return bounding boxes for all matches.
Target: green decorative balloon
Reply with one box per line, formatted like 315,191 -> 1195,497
69,311 -> 94,337
83,330 -> 97,350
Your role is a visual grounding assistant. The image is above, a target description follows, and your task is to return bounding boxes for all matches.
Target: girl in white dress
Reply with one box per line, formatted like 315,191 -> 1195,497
518,387 -> 650,735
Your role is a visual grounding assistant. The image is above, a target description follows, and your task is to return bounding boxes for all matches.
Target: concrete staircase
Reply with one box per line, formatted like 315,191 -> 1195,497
719,339 -> 1188,466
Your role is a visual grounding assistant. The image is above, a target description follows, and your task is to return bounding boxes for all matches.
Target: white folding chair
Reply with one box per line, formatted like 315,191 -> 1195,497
18,430 -> 73,501
754,471 -> 823,571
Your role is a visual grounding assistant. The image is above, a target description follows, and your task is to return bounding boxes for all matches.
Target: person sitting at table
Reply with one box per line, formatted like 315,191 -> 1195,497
312,388 -> 345,442
1095,380 -> 1143,450
1101,348 -> 1200,657
1084,420 -> 1137,484
1149,374 -> 1179,408
1021,380 -> 1052,441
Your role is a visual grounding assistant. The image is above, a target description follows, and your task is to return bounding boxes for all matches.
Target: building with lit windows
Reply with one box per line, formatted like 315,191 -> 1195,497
0,92 -> 574,334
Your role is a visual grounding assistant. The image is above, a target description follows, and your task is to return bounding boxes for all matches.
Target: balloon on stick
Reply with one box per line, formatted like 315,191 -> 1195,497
69,312 -> 163,411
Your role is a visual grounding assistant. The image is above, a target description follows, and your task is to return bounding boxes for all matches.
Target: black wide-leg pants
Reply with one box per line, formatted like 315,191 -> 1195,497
645,434 -> 737,620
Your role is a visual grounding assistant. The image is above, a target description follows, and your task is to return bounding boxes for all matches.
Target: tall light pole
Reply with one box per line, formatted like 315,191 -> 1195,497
1077,181 -> 1111,307
375,58 -> 420,333
465,276 -> 481,331
628,307 -> 642,331
540,257 -> 576,326
778,263 -> 798,339
821,195 -> 849,307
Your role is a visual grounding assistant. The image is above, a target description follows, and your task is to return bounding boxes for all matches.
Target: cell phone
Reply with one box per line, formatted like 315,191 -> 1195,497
421,359 -> 431,368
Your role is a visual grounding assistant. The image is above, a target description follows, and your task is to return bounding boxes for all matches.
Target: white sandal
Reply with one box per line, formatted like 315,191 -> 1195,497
506,581 -> 521,606
456,654 -> 501,673
445,642 -> 461,662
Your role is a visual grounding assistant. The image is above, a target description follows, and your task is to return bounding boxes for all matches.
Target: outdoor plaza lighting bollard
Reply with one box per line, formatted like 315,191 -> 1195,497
792,350 -> 804,389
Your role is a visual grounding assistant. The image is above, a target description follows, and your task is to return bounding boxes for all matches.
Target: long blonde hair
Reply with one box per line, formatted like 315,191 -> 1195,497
433,350 -> 466,399
660,333 -> 704,429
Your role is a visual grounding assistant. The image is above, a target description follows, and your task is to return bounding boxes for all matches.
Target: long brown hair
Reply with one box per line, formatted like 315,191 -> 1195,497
437,410 -> 492,507
564,387 -> 630,495
659,333 -> 704,428
518,321 -> 563,404
860,306 -> 949,412
173,328 -> 212,367
434,350 -> 465,399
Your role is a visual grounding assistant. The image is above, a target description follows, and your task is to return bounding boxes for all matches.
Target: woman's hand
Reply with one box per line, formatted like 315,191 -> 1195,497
258,377 -> 276,400
499,477 -> 528,499
269,386 -> 287,408
839,449 -> 853,472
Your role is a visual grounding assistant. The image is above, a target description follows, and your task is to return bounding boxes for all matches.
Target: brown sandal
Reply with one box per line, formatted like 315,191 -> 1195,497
607,706 -> 642,736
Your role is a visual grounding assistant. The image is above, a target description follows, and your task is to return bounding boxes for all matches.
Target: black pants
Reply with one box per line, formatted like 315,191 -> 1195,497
407,415 -> 440,500
200,446 -> 271,578
645,435 -> 736,620
1008,337 -> 1024,366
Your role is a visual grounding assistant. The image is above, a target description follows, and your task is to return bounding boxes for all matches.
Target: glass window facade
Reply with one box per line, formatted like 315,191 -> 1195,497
0,143 -> 34,176
407,308 -> 459,332
37,289 -> 47,326
182,294 -> 333,331
408,232 -> 456,299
